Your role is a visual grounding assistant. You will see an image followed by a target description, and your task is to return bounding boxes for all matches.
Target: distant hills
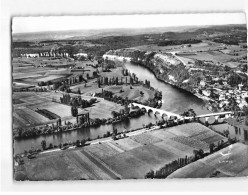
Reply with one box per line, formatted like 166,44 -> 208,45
12,24 -> 246,42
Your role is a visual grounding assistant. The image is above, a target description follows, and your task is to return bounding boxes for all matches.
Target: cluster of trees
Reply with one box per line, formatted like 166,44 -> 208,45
16,127 -> 44,138
52,75 -> 87,92
14,86 -> 50,93
157,39 -> 201,46
122,68 -> 129,76
71,106 -> 78,117
34,87 -> 48,92
145,137 -> 238,179
241,64 -> 247,73
15,121 -> 63,139
53,80 -> 70,91
14,116 -> 104,139
89,118 -> 106,127
36,109 -> 60,120
96,87 -> 162,109
14,119 -> 83,139
181,109 -> 196,118
37,81 -> 53,87
168,64 -> 190,83
144,80 -> 151,88
39,138 -> 88,152
213,36 -> 240,45
243,106 -> 248,126
95,89 -> 114,100
77,114 -> 90,126
97,76 -> 128,88
228,71 -> 247,87
142,97 -> 161,108
60,94 -> 97,109
111,106 -> 130,119
103,58 -> 116,70
17,138 -> 89,157
145,154 -> 198,179
195,60 -> 224,73
95,89 -> 130,105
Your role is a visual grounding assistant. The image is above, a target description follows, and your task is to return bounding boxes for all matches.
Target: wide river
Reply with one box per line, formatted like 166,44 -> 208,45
14,62 -> 210,154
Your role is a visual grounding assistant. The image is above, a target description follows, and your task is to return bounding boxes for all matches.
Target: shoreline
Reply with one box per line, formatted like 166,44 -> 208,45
13,114 -> 145,140
107,52 -> 211,103
16,118 -> 232,158
39,125 -> 159,155
128,60 -> 211,103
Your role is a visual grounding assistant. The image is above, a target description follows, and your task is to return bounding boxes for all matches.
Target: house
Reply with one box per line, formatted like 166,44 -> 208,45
200,80 -> 206,87
202,89 -> 211,97
26,53 -> 39,58
238,83 -> 244,90
74,53 -> 88,58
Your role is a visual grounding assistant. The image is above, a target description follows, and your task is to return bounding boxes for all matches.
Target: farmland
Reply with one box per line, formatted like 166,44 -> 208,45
167,143 -> 248,178
180,51 -> 241,64
12,24 -> 248,180
71,83 -> 155,104
130,40 -> 247,68
12,91 -> 125,130
68,65 -> 157,103
17,123 -> 229,180
13,108 -> 50,129
83,98 -> 123,119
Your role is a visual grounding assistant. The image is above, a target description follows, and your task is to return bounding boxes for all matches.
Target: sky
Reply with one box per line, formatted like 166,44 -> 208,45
12,13 -> 246,33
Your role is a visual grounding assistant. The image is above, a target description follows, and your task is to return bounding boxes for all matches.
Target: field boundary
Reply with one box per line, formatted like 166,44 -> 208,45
82,149 -> 123,179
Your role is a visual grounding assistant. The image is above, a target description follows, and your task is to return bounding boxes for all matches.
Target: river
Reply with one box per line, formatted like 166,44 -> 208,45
14,62 -> 210,154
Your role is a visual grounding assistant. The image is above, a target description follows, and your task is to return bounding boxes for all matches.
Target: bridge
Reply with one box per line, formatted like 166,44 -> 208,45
129,103 -> 233,123
129,103 -> 181,119
195,111 -> 233,124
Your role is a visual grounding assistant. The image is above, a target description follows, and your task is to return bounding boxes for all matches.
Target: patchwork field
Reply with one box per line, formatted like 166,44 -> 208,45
27,102 -> 76,118
110,138 -> 143,151
35,75 -> 67,82
13,92 -> 75,128
182,51 -> 237,63
129,133 -> 163,145
130,41 -> 246,69
13,91 -> 124,129
20,123 -> 229,180
13,108 -> 50,128
84,142 -> 122,160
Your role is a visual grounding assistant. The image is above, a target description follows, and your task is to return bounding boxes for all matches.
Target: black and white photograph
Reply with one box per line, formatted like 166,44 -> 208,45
11,12 -> 248,181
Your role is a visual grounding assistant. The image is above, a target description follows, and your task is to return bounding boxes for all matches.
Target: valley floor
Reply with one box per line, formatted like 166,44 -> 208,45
15,123 -> 230,180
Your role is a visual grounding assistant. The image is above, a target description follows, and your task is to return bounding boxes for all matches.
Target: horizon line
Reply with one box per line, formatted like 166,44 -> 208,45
12,23 -> 246,35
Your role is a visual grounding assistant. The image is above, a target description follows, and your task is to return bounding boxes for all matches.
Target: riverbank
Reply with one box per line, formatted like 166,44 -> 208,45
13,108 -> 146,140
15,114 -> 230,157
39,125 -> 160,155
14,122 -> 159,157
106,51 -> 211,103
14,59 -> 209,154
130,60 -> 211,103
14,122 -> 229,180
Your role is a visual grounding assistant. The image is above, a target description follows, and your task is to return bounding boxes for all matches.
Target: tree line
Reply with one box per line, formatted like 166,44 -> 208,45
145,137 -> 238,179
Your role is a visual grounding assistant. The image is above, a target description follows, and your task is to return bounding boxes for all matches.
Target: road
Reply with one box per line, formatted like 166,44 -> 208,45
40,125 -> 161,155
168,51 -> 186,65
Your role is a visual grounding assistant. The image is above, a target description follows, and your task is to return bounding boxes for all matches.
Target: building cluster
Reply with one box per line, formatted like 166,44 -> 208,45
21,52 -> 70,58
196,75 -> 248,111
102,54 -> 131,62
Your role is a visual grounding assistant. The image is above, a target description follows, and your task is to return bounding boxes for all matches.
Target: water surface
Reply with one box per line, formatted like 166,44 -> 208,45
14,62 -> 209,154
